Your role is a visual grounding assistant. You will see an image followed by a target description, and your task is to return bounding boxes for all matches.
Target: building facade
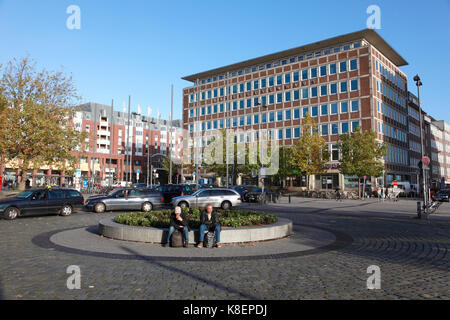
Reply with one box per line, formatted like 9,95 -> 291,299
182,29 -> 410,190
73,102 -> 183,187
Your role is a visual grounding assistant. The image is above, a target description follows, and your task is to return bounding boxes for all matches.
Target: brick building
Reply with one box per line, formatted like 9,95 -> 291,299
181,29 -> 410,190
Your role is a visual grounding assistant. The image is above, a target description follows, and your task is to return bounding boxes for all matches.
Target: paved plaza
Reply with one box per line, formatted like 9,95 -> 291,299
0,197 -> 449,300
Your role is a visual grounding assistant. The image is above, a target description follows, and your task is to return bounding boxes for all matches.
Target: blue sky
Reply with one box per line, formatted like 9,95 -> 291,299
0,0 -> 449,121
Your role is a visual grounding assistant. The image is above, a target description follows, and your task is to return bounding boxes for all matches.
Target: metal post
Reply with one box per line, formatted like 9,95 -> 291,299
91,104 -> 97,190
126,96 -> 131,184
195,79 -> 200,185
415,75 -> 427,219
169,84 -> 173,184
109,99 -> 113,187
225,72 -> 229,188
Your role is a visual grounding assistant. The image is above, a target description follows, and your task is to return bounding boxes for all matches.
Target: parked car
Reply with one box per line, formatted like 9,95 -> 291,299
131,183 -> 148,188
246,188 -> 279,203
0,188 -> 84,220
171,188 -> 242,210
233,185 -> 257,202
434,189 -> 450,202
84,188 -> 164,213
156,184 -> 194,204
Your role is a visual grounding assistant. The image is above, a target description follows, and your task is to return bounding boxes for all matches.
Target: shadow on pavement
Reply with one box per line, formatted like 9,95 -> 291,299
120,246 -> 260,300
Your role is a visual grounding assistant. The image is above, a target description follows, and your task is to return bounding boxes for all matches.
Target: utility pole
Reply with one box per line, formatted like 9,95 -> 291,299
169,84 -> 173,184
109,100 -> 114,186
91,103 -> 97,189
414,74 -> 428,219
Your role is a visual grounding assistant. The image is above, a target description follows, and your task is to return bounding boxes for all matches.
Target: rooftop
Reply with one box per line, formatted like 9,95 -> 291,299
182,29 -> 408,83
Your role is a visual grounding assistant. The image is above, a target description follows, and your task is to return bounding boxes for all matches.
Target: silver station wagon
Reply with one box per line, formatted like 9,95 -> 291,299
84,188 -> 164,213
171,188 -> 242,210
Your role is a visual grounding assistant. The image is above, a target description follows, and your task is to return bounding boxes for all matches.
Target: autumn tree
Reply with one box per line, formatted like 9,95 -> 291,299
338,126 -> 388,198
288,113 -> 329,190
0,57 -> 87,190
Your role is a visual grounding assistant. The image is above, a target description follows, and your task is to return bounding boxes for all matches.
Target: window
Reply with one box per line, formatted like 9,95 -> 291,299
213,104 -> 218,113
278,129 -> 283,140
48,190 -> 65,199
232,118 -> 237,127
352,121 -> 359,132
239,83 -> 244,93
320,85 -> 327,96
293,71 -> 299,82
285,128 -> 292,139
310,67 -> 318,78
301,69 -> 308,80
269,77 -> 274,87
253,80 -> 259,90
254,114 -> 259,124
294,108 -> 300,119
340,81 -> 348,93
261,78 -> 266,88
330,103 -> 338,115
341,101 -> 348,113
246,81 -> 251,91
321,104 -> 328,116
350,59 -> 358,71
302,107 -> 309,118
239,116 -> 244,126
320,65 -> 327,77
339,61 -> 347,72
321,124 -> 328,136
311,87 -> 318,97
329,63 -> 337,75
269,94 -> 274,104
293,90 -> 300,100
285,109 -> 291,120
294,127 -> 300,138
285,91 -> 291,102
239,100 -> 244,110
350,79 -> 358,91
302,88 -> 309,99
341,122 -> 349,133
311,106 -> 318,117
330,83 -> 337,95
276,93 -> 283,103
219,104 -> 224,113
351,100 -> 359,112
284,73 -> 291,84
269,112 -> 275,122
276,75 -> 282,85
331,123 -> 338,135
246,115 -> 251,125
261,113 -> 267,123
277,111 -> 283,121
246,98 -> 251,108
331,144 -> 339,161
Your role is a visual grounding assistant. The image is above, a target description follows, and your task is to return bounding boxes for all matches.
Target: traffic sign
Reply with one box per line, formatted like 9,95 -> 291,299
422,156 -> 430,166
393,180 -> 398,186
136,169 -> 140,174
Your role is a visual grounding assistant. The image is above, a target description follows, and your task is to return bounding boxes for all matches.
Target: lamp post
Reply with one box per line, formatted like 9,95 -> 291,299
254,99 -> 268,193
414,74 -> 427,219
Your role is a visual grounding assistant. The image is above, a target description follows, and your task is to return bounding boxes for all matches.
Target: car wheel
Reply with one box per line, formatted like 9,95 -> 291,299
94,202 -> 106,213
142,202 -> 153,212
60,205 -> 73,216
3,207 -> 19,220
179,201 -> 189,209
221,201 -> 231,210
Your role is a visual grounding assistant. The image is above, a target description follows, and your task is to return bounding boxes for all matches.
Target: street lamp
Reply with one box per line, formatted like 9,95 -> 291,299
142,118 -> 156,187
414,74 -> 428,219
254,99 -> 268,194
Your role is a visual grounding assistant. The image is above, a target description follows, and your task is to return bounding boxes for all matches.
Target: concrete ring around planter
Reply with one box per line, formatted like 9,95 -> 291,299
98,217 -> 293,244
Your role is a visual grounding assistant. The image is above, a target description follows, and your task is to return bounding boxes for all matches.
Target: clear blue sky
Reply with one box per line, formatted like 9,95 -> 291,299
1,0 -> 449,121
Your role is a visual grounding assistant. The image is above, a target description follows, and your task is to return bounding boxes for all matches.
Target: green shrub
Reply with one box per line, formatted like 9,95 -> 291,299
114,208 -> 277,229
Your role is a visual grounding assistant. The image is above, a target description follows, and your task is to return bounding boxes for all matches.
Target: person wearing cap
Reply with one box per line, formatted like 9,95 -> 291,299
197,204 -> 221,248
165,206 -> 190,247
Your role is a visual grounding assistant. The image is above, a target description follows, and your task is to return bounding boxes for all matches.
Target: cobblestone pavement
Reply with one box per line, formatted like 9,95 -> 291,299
0,199 -> 449,300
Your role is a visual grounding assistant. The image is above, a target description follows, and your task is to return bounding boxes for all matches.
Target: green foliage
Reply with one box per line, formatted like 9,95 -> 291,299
114,208 -> 278,228
288,113 -> 329,187
338,126 -> 388,179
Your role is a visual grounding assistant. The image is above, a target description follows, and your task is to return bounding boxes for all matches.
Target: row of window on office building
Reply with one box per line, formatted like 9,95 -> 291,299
189,59 -> 360,102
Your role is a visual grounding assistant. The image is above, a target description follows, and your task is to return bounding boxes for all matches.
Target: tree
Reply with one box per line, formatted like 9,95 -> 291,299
0,57 -> 87,190
288,113 -> 329,190
338,126 -> 388,198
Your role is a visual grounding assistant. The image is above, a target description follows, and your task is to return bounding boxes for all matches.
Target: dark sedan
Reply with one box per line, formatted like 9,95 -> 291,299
0,188 -> 84,220
156,184 -> 194,204
233,185 -> 257,202
84,188 -> 164,213
246,188 -> 279,203
435,190 -> 450,202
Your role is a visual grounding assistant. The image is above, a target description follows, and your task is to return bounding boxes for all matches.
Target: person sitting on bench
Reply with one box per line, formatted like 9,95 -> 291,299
165,206 -> 190,247
197,204 -> 221,248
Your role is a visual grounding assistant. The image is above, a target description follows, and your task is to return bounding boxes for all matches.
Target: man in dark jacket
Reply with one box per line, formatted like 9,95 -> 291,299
197,204 -> 221,248
165,206 -> 190,247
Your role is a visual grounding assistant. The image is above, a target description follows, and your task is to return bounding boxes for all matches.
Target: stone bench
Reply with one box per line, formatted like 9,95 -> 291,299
98,217 -> 293,244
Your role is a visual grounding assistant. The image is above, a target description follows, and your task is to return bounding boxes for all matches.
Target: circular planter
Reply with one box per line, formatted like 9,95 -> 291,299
98,217 -> 293,244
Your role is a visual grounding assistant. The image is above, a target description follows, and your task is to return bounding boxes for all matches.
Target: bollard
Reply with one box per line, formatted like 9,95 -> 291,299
417,201 -> 422,219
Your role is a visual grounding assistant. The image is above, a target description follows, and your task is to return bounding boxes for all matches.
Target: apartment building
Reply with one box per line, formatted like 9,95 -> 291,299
182,29 -> 409,190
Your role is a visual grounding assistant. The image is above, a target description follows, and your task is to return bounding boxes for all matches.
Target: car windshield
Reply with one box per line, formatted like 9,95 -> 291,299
15,190 -> 35,199
191,190 -> 203,196
108,189 -> 121,196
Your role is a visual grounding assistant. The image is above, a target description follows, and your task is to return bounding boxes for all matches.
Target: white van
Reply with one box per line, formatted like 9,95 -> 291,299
387,181 -> 411,196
